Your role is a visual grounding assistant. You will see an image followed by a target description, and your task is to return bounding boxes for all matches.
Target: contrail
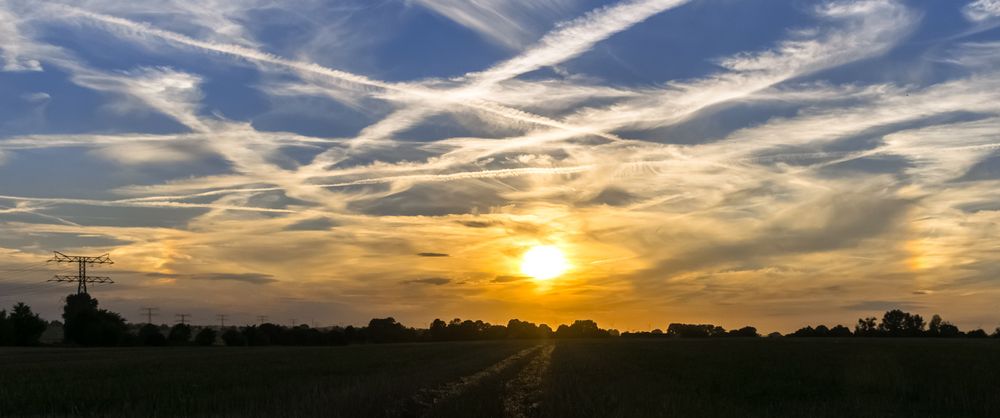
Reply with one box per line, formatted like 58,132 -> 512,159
0,195 -> 297,213
120,165 -> 597,203
469,0 -> 691,86
57,6 -> 621,141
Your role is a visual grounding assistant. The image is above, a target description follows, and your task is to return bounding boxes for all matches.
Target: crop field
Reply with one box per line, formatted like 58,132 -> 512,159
2,339 -> 999,417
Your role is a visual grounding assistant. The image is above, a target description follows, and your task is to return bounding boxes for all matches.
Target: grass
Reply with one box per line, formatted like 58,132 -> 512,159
2,339 -> 999,417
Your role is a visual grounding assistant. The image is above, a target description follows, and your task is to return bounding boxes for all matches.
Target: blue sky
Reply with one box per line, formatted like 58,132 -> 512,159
1,0 -> 999,332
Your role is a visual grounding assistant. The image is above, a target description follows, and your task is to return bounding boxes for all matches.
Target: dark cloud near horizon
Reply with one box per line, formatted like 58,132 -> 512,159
283,217 -> 338,231
417,252 -> 449,257
190,273 -> 278,285
403,277 -> 451,285
459,221 -> 492,228
492,275 -> 530,283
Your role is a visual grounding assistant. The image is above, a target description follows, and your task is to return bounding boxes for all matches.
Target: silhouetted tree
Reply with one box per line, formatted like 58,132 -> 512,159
966,329 -> 989,338
878,309 -> 924,337
538,324 -> 553,338
9,303 -> 46,346
168,323 -> 192,345
666,323 -> 726,338
367,317 -> 414,343
767,332 -> 783,338
727,326 -> 758,337
429,318 -> 448,341
790,324 -> 851,338
939,322 -> 961,338
507,319 -> 546,339
194,328 -> 217,346
789,326 -> 816,337
928,314 -> 943,336
62,293 -> 128,346
138,324 -> 167,346
221,327 -> 246,346
344,325 -> 365,344
855,317 -> 878,337
829,325 -> 852,337
241,325 -> 271,346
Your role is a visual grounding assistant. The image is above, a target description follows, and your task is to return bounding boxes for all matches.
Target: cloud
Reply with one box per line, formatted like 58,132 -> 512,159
467,0 -> 690,85
56,6 -> 621,141
459,220 -> 494,228
20,92 -> 50,103
189,272 -> 278,284
492,275 -> 530,283
283,217 -> 337,232
412,0 -> 578,49
3,0 -> 1000,331
0,5 -> 43,72
963,0 -> 1000,21
403,277 -> 451,285
145,272 -> 181,278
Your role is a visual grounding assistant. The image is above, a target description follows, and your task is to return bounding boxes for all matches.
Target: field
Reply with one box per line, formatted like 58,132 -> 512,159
2,339 -> 1000,417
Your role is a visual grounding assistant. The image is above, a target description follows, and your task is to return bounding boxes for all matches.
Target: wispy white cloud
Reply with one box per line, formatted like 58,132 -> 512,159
466,0 -> 690,86
0,3 -> 42,71
963,0 -> 1000,21
3,0 -> 1000,330
411,0 -> 579,49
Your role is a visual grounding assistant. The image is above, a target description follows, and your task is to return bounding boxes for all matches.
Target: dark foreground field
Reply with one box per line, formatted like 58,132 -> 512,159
2,339 -> 999,417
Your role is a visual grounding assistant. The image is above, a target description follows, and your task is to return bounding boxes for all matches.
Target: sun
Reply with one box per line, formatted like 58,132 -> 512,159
520,245 -> 569,281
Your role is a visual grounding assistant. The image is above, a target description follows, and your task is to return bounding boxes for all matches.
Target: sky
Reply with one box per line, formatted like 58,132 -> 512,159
1,0 -> 999,333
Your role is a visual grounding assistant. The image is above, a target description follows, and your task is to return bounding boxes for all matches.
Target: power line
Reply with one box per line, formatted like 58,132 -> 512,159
0,282 -> 64,299
47,251 -> 114,294
140,307 -> 159,324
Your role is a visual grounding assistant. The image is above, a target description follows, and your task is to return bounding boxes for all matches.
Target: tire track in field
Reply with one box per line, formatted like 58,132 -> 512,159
502,343 -> 554,418
401,344 -> 543,418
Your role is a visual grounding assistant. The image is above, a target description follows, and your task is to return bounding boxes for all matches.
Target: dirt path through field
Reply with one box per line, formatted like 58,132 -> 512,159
501,343 -> 554,418
402,344 -> 543,417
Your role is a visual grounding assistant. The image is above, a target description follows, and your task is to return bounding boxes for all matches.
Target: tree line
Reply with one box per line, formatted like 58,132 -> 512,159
1,296 -> 999,347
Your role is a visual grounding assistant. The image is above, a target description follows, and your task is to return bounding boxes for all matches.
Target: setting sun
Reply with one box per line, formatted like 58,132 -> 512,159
520,245 -> 569,281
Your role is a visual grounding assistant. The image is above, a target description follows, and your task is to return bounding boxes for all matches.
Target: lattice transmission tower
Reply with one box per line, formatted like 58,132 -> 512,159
47,252 -> 114,294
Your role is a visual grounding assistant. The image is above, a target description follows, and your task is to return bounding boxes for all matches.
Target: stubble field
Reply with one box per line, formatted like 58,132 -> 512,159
2,338 -> 999,417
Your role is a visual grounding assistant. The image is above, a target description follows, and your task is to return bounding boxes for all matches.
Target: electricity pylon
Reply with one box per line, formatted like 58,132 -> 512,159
47,252 -> 114,294
140,307 -> 159,324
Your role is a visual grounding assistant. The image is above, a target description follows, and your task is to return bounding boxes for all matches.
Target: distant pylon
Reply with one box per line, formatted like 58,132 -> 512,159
257,315 -> 267,325
140,307 -> 159,324
47,251 -> 114,294
175,313 -> 190,325
217,314 -> 228,329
